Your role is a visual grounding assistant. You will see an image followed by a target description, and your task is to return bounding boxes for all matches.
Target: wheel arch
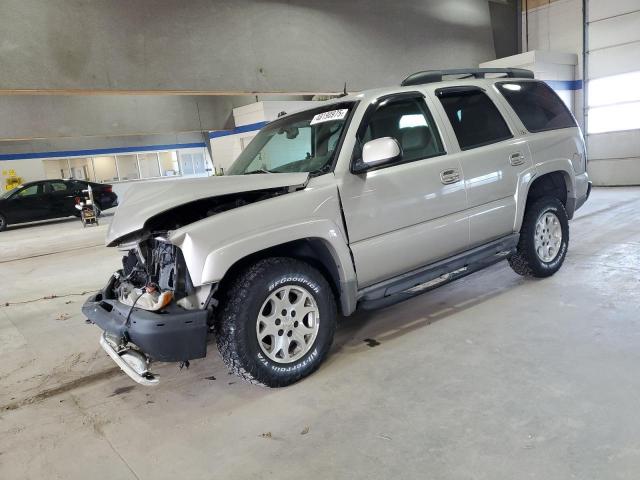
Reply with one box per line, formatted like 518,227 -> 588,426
213,237 -> 358,316
516,164 -> 575,231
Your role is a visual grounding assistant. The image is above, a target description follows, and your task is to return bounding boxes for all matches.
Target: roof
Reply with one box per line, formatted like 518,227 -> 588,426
285,70 -> 539,116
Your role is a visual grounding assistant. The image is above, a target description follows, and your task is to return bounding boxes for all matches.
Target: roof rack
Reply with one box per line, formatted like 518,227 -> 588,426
401,68 -> 534,86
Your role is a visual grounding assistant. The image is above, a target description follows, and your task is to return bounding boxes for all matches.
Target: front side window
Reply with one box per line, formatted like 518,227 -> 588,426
227,102 -> 354,175
360,97 -> 445,164
497,81 -> 577,133
438,88 -> 512,151
15,184 -> 40,197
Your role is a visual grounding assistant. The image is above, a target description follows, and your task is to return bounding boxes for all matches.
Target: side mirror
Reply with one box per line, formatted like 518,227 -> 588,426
352,137 -> 401,173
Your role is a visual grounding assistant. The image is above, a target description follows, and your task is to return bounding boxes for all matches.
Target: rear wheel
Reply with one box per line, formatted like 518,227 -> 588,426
0,213 -> 7,232
216,257 -> 337,387
509,196 -> 569,278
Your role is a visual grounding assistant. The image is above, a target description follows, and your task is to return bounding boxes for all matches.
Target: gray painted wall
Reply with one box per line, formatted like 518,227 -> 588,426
489,0 -> 517,59
0,0 -> 497,93
0,94 -> 301,141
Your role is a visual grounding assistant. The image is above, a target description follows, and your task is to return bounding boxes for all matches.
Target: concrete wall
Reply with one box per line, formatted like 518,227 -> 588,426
489,0 -> 518,59
0,94 -> 309,141
0,0 -> 498,94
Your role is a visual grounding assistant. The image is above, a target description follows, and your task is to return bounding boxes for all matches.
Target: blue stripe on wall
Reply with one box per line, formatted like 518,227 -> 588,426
209,121 -> 268,139
544,79 -> 583,91
0,142 -> 206,161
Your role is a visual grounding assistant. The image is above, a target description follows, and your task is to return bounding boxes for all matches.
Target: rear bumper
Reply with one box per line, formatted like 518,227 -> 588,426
82,283 -> 208,362
96,193 -> 118,209
567,172 -> 591,218
576,180 -> 592,210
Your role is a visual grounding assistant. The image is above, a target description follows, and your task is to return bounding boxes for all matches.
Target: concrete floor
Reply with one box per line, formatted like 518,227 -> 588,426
1,187 -> 640,479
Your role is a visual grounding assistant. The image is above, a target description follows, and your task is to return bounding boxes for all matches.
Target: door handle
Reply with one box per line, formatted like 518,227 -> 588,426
440,168 -> 460,185
509,152 -> 526,166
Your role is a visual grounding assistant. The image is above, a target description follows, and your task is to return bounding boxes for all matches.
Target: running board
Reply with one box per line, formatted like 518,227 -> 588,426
357,234 -> 519,310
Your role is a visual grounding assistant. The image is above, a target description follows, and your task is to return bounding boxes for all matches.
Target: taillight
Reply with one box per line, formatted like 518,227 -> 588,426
104,186 -> 112,193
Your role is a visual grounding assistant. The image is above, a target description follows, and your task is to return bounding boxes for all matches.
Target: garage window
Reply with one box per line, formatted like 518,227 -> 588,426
588,71 -> 640,134
497,81 -> 577,132
437,88 -> 512,150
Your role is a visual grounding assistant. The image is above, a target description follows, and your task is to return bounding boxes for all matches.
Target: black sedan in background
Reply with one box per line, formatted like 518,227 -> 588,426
0,179 -> 118,231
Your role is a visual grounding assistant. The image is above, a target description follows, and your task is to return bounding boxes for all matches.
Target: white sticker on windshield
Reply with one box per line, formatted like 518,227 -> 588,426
310,109 -> 348,125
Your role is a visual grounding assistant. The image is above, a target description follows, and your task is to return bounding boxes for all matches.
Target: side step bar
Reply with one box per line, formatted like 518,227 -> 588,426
357,234 -> 519,310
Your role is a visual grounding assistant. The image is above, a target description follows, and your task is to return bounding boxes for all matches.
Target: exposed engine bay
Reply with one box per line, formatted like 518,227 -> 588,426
141,188 -> 291,234
114,238 -> 207,312
108,189 -> 298,311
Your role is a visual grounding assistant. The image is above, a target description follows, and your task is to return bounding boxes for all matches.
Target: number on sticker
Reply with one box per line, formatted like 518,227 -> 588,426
310,109 -> 348,125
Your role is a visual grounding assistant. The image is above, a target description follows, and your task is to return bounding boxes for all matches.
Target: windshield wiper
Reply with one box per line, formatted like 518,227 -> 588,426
244,168 -> 272,175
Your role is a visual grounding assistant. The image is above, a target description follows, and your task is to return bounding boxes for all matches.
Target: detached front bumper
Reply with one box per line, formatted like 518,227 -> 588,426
83,283 -> 209,364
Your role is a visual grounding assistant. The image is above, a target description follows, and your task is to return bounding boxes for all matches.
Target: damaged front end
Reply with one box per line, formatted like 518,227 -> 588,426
83,237 -> 212,385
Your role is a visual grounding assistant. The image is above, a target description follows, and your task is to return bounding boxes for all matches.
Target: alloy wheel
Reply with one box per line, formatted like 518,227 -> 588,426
256,285 -> 320,363
534,211 -> 562,262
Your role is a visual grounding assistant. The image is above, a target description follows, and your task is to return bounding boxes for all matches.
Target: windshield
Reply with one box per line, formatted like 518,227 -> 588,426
0,187 -> 18,199
227,102 -> 354,175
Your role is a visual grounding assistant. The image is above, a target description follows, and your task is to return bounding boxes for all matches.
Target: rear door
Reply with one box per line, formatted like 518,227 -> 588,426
430,86 -> 532,247
337,92 -> 469,288
6,183 -> 49,223
45,180 -> 78,218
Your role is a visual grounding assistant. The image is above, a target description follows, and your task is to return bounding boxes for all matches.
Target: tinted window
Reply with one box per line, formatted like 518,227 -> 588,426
497,81 -> 577,132
67,180 -> 87,191
438,88 -> 512,151
48,181 -> 68,192
16,184 -> 41,197
361,97 -> 444,163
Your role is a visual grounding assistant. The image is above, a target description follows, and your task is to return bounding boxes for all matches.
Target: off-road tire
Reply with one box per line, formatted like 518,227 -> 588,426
509,196 -> 569,278
215,257 -> 337,387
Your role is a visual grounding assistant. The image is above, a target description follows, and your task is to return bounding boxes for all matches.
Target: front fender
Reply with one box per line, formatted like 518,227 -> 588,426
168,175 -> 358,313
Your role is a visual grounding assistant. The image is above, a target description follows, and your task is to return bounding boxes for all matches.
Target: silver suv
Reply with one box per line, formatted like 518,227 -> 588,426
83,68 -> 591,387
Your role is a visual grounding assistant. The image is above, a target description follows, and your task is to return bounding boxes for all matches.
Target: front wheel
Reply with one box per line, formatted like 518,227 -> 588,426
509,196 -> 569,278
216,257 -> 337,387
0,213 -> 7,232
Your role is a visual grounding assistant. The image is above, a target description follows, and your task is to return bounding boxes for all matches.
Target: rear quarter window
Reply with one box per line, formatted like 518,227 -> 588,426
496,81 -> 577,133
437,87 -> 512,151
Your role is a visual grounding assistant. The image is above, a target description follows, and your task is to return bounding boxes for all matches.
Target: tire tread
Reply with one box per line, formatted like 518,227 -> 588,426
215,257 -> 336,387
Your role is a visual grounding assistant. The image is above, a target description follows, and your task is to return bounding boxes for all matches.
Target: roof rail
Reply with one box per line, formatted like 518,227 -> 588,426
401,68 -> 534,86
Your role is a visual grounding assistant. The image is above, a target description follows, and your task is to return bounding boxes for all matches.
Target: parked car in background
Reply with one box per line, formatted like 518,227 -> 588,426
0,179 -> 118,231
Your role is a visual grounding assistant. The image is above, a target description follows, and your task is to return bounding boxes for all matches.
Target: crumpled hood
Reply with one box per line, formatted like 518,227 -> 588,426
106,173 -> 309,245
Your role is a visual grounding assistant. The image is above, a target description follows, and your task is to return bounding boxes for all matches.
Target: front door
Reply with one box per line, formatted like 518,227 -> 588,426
6,183 -> 49,223
337,93 -> 469,288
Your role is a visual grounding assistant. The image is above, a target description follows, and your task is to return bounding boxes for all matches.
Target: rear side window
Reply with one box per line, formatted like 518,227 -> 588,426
437,88 -> 512,151
48,181 -> 68,192
496,81 -> 577,132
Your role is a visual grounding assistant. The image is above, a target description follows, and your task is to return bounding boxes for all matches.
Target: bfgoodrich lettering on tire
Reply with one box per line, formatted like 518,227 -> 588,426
215,257 -> 337,387
509,196 -> 569,278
